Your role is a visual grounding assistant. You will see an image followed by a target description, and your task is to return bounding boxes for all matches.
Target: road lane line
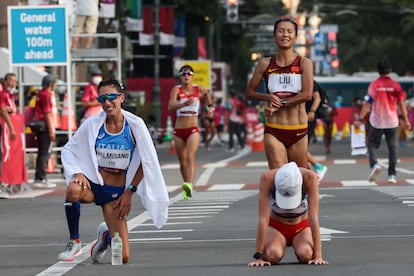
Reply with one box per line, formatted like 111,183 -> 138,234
36,150 -> 251,275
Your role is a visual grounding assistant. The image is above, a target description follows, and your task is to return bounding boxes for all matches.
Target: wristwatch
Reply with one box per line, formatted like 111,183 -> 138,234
253,252 -> 264,260
128,184 -> 137,193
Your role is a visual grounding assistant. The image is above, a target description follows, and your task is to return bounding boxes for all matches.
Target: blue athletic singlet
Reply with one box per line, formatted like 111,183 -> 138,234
95,120 -> 136,174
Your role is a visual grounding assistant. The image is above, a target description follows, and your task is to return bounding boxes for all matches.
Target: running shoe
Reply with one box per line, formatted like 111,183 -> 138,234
182,182 -> 193,200
58,240 -> 82,261
33,179 -> 56,189
0,185 -> 10,199
368,163 -> 382,182
388,175 -> 397,184
314,164 -> 328,181
90,222 -> 109,263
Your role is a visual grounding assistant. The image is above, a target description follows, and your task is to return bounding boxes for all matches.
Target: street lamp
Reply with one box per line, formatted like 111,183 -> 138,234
153,0 -> 161,130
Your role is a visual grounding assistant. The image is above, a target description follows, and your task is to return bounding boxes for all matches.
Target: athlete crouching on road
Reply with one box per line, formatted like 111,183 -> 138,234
248,162 -> 329,266
59,79 -> 169,264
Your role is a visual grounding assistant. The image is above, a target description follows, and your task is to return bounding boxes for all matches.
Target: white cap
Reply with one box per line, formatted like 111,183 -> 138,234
274,162 -> 303,210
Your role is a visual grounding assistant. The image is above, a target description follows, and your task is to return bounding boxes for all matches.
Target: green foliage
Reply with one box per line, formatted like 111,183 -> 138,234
173,0 -> 414,84
310,0 -> 414,75
133,101 -> 155,125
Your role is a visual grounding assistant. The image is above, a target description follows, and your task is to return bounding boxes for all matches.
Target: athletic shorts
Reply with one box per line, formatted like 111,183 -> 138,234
268,217 -> 310,246
204,117 -> 214,124
322,119 -> 334,126
264,122 -> 308,148
173,126 -> 200,142
90,182 -> 125,206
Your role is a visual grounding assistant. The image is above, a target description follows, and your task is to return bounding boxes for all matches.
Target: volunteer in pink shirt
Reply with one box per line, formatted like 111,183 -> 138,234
357,60 -> 410,184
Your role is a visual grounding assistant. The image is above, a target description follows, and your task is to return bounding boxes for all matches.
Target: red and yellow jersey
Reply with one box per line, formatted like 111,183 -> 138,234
263,55 -> 303,98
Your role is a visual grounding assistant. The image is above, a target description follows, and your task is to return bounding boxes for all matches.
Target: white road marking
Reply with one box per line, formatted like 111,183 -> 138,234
342,180 -> 376,186
207,184 -> 245,190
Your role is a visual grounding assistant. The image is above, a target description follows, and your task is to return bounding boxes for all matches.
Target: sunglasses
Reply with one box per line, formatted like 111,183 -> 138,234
180,71 -> 194,76
275,16 -> 297,25
97,93 -> 122,103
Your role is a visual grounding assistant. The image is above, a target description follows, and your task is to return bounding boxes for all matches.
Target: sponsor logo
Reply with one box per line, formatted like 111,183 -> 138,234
296,131 -> 307,136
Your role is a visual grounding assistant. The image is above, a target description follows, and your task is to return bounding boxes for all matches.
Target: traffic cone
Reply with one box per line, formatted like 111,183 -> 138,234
252,123 -> 265,152
51,91 -> 61,129
45,156 -> 55,173
169,140 -> 176,155
164,116 -> 173,142
315,120 -> 324,137
342,121 -> 350,138
331,122 -> 338,137
61,93 -> 77,131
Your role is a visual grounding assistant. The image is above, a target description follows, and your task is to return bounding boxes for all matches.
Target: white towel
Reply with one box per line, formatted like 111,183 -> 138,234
61,110 -> 169,228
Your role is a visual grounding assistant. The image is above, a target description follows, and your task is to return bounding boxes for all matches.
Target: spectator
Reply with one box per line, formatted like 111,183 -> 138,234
306,82 -> 327,180
238,95 -> 248,146
397,106 -> 409,147
0,73 -> 18,141
0,73 -> 19,197
322,101 -> 337,154
32,74 -> 57,189
213,98 -> 225,146
406,96 -> 414,139
72,0 -> 100,49
81,67 -> 103,123
307,81 -> 323,143
352,96 -> 369,131
356,60 -> 410,184
334,95 -> 342,108
227,90 -> 245,152
202,94 -> 215,152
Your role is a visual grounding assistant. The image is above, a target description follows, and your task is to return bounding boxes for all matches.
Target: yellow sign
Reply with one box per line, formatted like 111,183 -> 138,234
176,60 -> 211,89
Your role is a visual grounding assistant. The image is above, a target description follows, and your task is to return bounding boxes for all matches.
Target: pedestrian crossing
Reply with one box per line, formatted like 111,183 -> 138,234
4,177 -> 414,200
160,157 -> 414,170
374,185 -> 414,208
6,158 -> 414,200
127,190 -> 257,244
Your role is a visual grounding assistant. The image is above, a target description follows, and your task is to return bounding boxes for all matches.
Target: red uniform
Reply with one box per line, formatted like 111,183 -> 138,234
175,85 -> 201,117
263,55 -> 303,98
34,88 -> 53,121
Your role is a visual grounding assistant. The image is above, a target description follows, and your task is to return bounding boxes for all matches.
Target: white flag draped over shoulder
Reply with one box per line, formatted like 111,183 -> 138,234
351,124 -> 367,156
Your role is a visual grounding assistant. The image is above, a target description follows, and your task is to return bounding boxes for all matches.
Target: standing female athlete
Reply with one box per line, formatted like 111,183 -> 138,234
168,65 -> 213,199
245,15 -> 314,169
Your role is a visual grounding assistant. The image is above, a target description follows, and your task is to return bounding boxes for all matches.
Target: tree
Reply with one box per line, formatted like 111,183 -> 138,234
302,0 -> 414,75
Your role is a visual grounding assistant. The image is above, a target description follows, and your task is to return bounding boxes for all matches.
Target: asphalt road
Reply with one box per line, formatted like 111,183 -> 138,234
1,137 -> 414,276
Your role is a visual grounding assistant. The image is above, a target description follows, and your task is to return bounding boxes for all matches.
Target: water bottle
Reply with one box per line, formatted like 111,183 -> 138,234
111,232 -> 123,265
